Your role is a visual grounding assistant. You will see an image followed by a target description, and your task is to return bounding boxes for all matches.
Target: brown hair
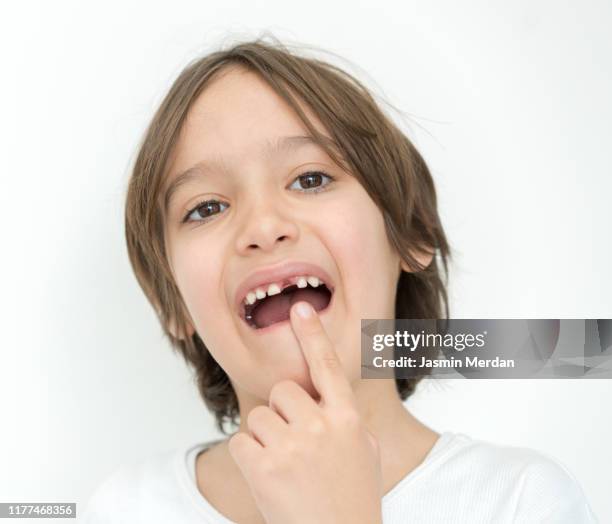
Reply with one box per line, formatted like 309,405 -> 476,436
124,33 -> 452,434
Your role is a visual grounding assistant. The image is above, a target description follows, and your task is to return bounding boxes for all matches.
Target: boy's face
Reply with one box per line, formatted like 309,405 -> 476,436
162,66 -> 412,401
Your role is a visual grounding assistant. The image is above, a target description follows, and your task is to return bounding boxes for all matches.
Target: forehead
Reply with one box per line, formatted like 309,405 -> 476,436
165,67 -> 330,183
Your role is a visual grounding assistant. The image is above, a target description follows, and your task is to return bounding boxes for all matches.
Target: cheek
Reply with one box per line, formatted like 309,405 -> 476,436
171,237 -> 223,329
317,189 -> 398,383
321,189 -> 397,318
169,238 -> 265,383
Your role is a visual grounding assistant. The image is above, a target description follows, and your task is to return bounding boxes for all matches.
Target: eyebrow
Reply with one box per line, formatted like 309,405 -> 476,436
163,134 -> 336,213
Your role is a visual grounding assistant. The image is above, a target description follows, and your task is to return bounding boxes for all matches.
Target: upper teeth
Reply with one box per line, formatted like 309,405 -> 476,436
244,275 -> 322,306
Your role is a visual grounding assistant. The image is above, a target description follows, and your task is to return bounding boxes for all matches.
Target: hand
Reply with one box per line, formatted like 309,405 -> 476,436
228,301 -> 383,524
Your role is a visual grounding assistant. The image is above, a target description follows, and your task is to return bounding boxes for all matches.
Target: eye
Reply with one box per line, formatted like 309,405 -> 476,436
182,199 -> 229,224
181,171 -> 334,226
289,171 -> 334,193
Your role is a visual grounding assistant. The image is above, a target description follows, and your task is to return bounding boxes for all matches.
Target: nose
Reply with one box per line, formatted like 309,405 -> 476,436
235,194 -> 299,255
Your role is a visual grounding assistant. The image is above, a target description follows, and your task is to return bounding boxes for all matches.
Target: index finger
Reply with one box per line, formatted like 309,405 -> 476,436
289,301 -> 355,407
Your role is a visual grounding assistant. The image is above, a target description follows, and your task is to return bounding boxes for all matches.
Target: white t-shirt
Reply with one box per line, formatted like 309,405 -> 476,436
80,432 -> 597,523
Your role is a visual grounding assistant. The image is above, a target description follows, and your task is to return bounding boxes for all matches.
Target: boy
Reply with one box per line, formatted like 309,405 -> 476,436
83,37 -> 596,523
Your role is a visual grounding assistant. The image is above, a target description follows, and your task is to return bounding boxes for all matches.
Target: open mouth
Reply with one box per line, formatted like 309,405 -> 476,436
240,277 -> 334,330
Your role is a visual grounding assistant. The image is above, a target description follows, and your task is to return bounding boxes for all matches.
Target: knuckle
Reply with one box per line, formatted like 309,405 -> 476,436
256,453 -> 290,478
256,456 -> 277,477
247,405 -> 268,427
269,379 -> 295,400
336,408 -> 361,429
318,353 -> 341,372
306,416 -> 327,436
282,438 -> 299,457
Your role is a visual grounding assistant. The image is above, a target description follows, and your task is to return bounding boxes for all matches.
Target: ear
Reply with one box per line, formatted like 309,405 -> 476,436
400,244 -> 435,273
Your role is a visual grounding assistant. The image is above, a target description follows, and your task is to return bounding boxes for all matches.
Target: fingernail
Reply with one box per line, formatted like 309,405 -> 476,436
294,301 -> 313,319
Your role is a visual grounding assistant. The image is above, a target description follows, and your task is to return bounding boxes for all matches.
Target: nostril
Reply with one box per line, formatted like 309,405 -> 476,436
248,238 -> 285,250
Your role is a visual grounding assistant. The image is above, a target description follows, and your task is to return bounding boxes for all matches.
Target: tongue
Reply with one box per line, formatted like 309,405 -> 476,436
252,288 -> 329,329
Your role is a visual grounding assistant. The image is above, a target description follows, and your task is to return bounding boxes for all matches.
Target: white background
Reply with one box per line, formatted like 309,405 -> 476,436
1,0 -> 611,521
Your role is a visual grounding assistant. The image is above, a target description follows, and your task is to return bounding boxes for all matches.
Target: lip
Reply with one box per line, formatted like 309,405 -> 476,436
233,260 -> 335,324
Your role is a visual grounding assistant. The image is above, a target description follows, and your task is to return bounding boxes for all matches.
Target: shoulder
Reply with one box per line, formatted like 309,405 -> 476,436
79,447 -> 184,523
80,463 -> 136,523
436,433 -> 597,522
509,447 -> 597,522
